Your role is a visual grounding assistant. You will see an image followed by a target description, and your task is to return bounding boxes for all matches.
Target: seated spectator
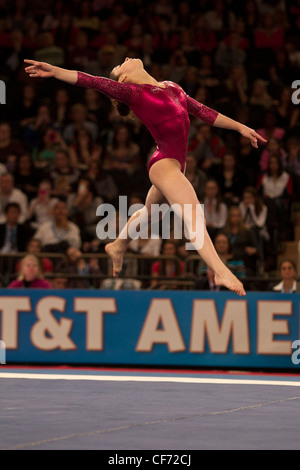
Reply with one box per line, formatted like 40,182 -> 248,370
257,154 -> 293,201
260,136 -> 287,173
271,259 -> 300,293
48,150 -> 80,199
0,173 -> 28,224
285,136 -> 300,201
34,200 -> 81,252
51,276 -> 68,289
7,254 -> 52,289
256,110 -> 285,141
0,122 -> 24,167
249,79 -> 274,110
56,246 -> 102,289
32,126 -> 68,169
84,160 -> 119,204
52,87 -> 71,128
67,30 -> 96,70
179,66 -> 200,98
33,31 -> 65,66
103,123 -> 142,196
188,123 -> 226,173
0,202 -> 34,253
224,205 -> 258,274
197,232 -> 246,282
275,86 -> 300,129
63,103 -> 98,144
194,15 -> 217,53
67,176 -> 103,241
13,153 -> 42,201
69,127 -> 102,171
16,238 -> 54,274
203,179 -> 228,239
212,151 -> 248,204
24,104 -> 55,149
254,11 -> 284,51
27,180 -> 59,229
151,240 -> 184,289
238,135 -> 260,186
51,12 -> 80,49
257,154 -> 293,240
184,153 -> 207,200
73,0 -> 100,33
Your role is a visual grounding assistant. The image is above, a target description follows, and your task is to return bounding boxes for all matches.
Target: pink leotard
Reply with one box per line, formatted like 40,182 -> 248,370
76,72 -> 219,173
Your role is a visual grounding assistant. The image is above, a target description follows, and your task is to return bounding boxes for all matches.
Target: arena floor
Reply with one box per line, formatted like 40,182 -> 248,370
1,366 -> 300,451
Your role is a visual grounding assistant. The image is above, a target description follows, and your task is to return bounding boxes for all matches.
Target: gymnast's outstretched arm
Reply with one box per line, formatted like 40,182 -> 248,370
24,60 -> 137,106
186,93 -> 267,149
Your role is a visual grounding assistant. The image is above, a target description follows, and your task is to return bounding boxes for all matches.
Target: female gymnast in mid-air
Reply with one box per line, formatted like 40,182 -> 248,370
24,57 -> 266,295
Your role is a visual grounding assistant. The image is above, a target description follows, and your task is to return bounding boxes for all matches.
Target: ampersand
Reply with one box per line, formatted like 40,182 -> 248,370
31,297 -> 76,351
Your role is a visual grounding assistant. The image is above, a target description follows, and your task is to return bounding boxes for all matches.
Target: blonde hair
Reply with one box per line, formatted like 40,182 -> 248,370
17,254 -> 44,281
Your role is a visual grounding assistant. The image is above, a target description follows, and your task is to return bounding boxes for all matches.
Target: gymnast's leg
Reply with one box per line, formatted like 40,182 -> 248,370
105,185 -> 169,277
148,158 -> 246,296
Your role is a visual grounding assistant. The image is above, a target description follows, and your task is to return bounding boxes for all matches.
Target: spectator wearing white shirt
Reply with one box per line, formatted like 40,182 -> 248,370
34,200 -> 81,252
203,179 -> 228,239
0,173 -> 28,224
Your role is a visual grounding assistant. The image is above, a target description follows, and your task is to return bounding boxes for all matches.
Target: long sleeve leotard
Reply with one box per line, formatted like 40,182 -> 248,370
76,72 -> 219,173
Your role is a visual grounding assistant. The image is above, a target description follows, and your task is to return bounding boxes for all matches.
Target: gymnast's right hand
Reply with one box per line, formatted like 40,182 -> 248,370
24,59 -> 55,78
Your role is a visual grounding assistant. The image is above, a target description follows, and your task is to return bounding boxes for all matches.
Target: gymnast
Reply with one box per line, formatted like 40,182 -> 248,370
24,57 -> 266,295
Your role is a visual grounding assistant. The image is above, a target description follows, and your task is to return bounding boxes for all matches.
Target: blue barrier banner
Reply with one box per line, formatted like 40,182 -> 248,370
0,289 -> 299,369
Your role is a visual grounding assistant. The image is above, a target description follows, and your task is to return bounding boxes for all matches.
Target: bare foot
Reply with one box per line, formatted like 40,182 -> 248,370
214,268 -> 246,296
105,242 -> 124,277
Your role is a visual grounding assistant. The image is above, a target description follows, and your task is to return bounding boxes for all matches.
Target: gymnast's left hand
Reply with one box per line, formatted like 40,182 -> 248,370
239,125 -> 267,148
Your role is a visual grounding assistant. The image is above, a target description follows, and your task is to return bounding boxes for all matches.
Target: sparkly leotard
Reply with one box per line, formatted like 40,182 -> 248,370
76,72 -> 218,173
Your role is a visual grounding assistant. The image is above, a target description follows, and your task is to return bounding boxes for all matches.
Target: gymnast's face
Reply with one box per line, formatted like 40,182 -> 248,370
111,57 -> 144,82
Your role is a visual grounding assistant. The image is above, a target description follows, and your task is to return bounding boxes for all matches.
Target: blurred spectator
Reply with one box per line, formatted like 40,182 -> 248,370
63,103 -> 98,143
124,22 -> 144,53
67,30 -> 96,70
27,180 -> 58,229
256,110 -> 285,141
204,0 -> 236,34
254,11 -> 284,50
203,179 -> 228,239
212,151 -> 248,204
14,153 -> 42,201
162,50 -> 188,84
85,45 -> 118,77
7,254 -> 52,288
51,12 -> 80,48
275,86 -> 300,129
24,104 -> 55,149
69,126 -> 102,171
48,149 -> 80,199
52,87 -> 71,128
179,66 -> 200,98
224,205 -> 258,274
257,154 -> 293,240
0,202 -> 34,253
0,122 -> 24,166
31,126 -> 68,169
271,259 -> 300,293
189,124 -> 226,172
16,237 -> 54,274
56,245 -> 102,289
151,240 -> 184,289
194,15 -> 217,53
51,275 -> 68,289
67,176 -> 103,241
0,173 -> 28,223
83,87 -> 111,129
104,123 -> 142,195
33,31 -> 64,66
238,135 -> 260,186
84,160 -> 119,204
285,136 -> 300,200
10,83 -> 39,132
0,29 -> 32,80
249,80 -> 274,110
34,199 -> 81,252
73,1 -> 100,33
259,137 -> 287,172
184,153 -> 207,200
197,232 -> 246,282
